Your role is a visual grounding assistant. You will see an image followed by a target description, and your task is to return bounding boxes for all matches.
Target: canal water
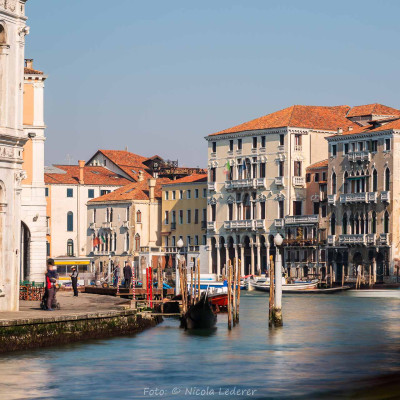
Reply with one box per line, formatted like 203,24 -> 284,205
0,291 -> 400,399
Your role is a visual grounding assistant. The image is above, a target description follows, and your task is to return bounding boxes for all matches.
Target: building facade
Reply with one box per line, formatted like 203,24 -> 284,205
205,105 -> 358,276
0,0 -> 29,310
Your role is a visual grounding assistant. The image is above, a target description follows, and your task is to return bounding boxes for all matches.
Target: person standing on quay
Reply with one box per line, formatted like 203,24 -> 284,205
70,266 -> 79,297
45,259 -> 58,311
123,262 -> 132,289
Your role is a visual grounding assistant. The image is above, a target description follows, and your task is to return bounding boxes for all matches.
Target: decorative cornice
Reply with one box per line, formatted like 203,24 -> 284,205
326,129 -> 398,143
205,127 -> 288,141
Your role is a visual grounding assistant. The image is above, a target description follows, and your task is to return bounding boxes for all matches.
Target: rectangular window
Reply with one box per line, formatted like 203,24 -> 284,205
322,172 -> 326,181
172,191 -> 176,200
194,189 -> 199,198
261,136 -> 266,148
344,143 -> 349,154
172,236 -> 176,246
278,201 -> 284,219
187,236 -> 191,246
194,209 -> 199,224
194,235 -> 199,246
187,190 -> 191,199
100,190 -> 110,196
279,161 -> 284,177
252,137 -> 257,149
171,210 -> 176,223
179,190 -> 183,199
45,187 -> 49,197
371,140 -> 378,152
294,161 -> 301,177
165,237 -> 169,247
260,163 -> 266,178
67,188 -> 73,198
260,202 -> 266,219
210,168 -> 216,182
306,173 -> 311,183
358,141 -> 364,151
237,139 -> 242,150
165,191 -> 169,200
211,204 -> 216,222
212,141 -> 216,153
313,202 -> 319,215
187,209 -> 191,224
385,138 -> 391,151
202,208 -> 207,223
179,210 -> 183,224
228,203 -> 233,221
229,140 -> 234,151
293,201 -> 302,216
331,145 -> 337,156
165,211 -> 169,225
88,189 -> 94,198
321,204 -> 327,218
203,188 -> 207,198
202,235 -> 207,245
314,173 -> 320,182
46,241 -> 50,257
279,134 -> 284,146
295,134 -> 302,146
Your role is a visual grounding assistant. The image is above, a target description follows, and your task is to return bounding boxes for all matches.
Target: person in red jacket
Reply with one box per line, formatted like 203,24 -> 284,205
45,259 -> 58,311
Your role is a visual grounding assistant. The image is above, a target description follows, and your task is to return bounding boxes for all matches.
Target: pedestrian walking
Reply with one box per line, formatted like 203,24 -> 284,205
123,262 -> 132,289
70,266 -> 79,297
45,259 -> 58,311
113,264 -> 120,288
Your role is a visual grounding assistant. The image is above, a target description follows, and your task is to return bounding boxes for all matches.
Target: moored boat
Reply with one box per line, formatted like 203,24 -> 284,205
251,277 -> 319,292
181,292 -> 217,330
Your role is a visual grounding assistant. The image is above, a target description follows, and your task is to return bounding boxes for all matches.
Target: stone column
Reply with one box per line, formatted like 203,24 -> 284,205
250,239 -> 255,275
216,243 -> 221,277
207,237 -> 212,274
266,240 -> 270,276
240,244 -> 245,275
225,244 -> 229,273
256,237 -> 261,275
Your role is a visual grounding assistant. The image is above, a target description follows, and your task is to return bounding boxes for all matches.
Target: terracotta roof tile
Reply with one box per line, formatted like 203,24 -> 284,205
306,160 -> 328,170
347,103 -> 400,118
24,67 -> 43,75
89,178 -> 171,203
45,165 -> 131,186
210,105 -> 359,136
163,174 -> 207,185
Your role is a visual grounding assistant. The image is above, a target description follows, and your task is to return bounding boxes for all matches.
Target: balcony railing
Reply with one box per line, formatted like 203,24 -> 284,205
274,176 -> 285,186
340,193 -> 367,203
327,235 -> 336,245
207,221 -> 216,231
224,219 -> 266,231
347,151 -> 371,162
254,219 -> 265,230
380,233 -> 389,245
327,194 -> 336,205
381,191 -> 390,203
294,145 -> 302,152
225,178 -> 266,190
274,218 -> 284,228
292,176 -> 305,187
366,233 -> 376,245
208,182 -> 216,191
102,221 -> 113,230
284,215 -> 319,225
338,234 -> 366,245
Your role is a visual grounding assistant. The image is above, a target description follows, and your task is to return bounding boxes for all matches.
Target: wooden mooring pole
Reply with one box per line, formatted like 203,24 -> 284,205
197,259 -> 201,302
237,259 -> 241,323
269,255 -> 275,326
233,258 -> 237,326
227,261 -> 232,330
342,265 -> 345,288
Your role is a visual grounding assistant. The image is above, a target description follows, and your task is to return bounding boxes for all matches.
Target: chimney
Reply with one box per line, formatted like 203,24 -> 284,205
348,126 -> 353,131
25,59 -> 33,69
138,170 -> 144,182
337,127 -> 343,135
78,160 -> 85,185
148,178 -> 156,202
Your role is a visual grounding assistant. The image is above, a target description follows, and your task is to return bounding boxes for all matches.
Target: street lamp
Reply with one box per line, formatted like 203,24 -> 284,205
273,233 -> 283,326
175,238 -> 184,295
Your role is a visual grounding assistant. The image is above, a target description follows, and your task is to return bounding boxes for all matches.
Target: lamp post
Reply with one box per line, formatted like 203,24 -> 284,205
273,233 -> 283,327
175,238 -> 184,295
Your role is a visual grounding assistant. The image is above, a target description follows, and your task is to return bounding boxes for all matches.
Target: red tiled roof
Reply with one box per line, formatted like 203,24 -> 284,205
306,160 -> 328,170
24,67 -> 43,75
368,118 -> 400,133
347,103 -> 400,118
210,105 -> 359,136
45,165 -> 131,186
163,174 -> 207,185
89,178 -> 171,203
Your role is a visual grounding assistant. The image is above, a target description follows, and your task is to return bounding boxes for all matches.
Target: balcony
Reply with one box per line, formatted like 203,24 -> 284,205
284,215 -> 319,225
294,145 -> 302,152
224,219 -> 265,231
254,178 -> 266,188
367,192 -> 377,202
208,182 -> 216,191
274,176 -> 285,186
347,151 -> 371,162
254,219 -> 266,230
381,191 -> 390,203
327,194 -> 336,205
102,221 -> 113,230
380,233 -> 390,245
207,221 -> 216,231
327,235 -> 336,245
292,176 -> 305,187
366,233 -> 376,245
122,220 -> 130,229
274,218 -> 284,228
338,234 -> 366,245
89,222 -> 97,230
171,222 -> 176,230
225,178 -> 266,190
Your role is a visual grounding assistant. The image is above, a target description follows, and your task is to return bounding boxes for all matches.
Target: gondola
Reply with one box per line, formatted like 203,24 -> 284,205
181,292 -> 217,330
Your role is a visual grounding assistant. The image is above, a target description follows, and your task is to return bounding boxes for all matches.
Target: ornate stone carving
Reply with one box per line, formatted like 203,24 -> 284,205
15,169 -> 27,184
0,145 -> 15,159
0,0 -> 17,11
208,197 -> 217,205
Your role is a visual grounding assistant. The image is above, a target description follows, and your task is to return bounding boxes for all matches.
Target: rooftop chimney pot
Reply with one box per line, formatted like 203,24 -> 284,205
78,160 -> 85,185
25,59 -> 33,69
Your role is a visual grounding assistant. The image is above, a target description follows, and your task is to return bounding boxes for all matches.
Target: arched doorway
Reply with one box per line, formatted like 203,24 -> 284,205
211,237 -> 217,274
376,252 -> 384,283
227,236 -> 235,267
353,252 -> 363,278
242,236 -> 251,275
20,222 -> 31,282
220,237 -> 226,275
260,236 -> 266,274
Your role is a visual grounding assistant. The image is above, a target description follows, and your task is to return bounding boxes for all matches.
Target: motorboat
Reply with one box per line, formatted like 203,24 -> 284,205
251,277 -> 319,292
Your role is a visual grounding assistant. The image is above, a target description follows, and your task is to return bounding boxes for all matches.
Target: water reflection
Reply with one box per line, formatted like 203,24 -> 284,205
0,292 -> 399,399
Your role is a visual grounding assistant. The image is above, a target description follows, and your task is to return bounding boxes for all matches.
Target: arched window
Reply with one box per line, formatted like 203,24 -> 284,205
332,172 -> 337,195
106,208 -> 110,222
135,234 -> 141,251
385,168 -> 390,191
125,232 -> 130,252
67,211 -> 73,231
331,213 -> 336,235
113,233 -> 117,251
343,172 -> 349,194
110,207 -> 113,222
384,211 -> 389,233
373,169 -> 378,192
350,214 -> 355,234
342,213 -> 347,234
67,239 -> 74,256
371,211 -> 377,234
136,210 -> 142,223
360,214 -> 364,234
243,194 -> 251,220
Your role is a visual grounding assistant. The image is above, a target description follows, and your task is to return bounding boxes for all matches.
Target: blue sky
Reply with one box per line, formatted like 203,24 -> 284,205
27,0 -> 400,167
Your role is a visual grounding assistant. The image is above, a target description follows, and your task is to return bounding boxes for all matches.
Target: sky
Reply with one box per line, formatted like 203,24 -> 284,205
26,0 -> 400,168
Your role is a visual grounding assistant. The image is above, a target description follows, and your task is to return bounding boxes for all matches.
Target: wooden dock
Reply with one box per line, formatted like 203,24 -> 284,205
84,286 -> 175,297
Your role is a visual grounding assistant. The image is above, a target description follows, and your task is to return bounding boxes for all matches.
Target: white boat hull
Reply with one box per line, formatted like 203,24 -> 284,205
251,280 -> 318,292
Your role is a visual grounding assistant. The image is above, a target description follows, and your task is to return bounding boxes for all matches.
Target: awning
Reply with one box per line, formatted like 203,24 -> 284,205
54,258 -> 92,266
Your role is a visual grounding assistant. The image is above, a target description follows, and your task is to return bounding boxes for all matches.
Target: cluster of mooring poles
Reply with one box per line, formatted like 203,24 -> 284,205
269,234 -> 283,327
178,257 -> 201,314
227,259 -> 241,329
